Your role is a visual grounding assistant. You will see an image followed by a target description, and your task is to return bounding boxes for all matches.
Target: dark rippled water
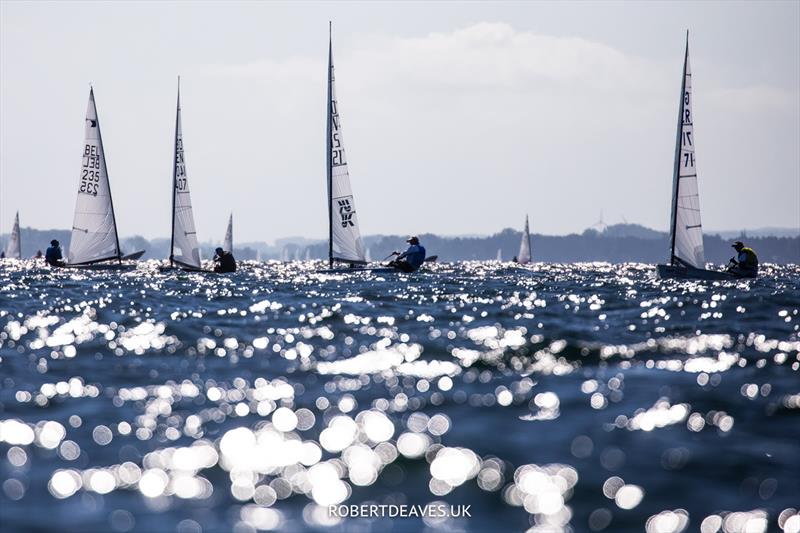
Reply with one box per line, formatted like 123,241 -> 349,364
0,260 -> 798,533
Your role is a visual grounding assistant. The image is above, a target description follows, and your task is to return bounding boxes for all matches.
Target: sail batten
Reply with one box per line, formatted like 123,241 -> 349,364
5,211 -> 21,259
518,215 -> 532,264
170,81 -> 202,269
327,25 -> 366,266
668,35 -> 705,269
68,89 -> 120,265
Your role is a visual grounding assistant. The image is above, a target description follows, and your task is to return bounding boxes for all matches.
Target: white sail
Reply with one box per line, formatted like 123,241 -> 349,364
327,27 -> 366,265
305,248 -> 311,261
669,37 -> 705,268
5,211 -> 21,259
170,82 -> 202,269
496,248 -> 502,262
223,213 -> 233,253
365,247 -> 372,262
68,88 -> 120,265
518,215 -> 532,264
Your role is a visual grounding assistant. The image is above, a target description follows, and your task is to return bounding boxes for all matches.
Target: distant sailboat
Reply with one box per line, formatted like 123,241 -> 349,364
657,33 -> 732,280
223,213 -> 233,253
517,215 -> 532,265
496,248 -> 502,262
365,247 -> 372,262
325,23 -> 367,269
305,248 -> 311,261
5,211 -> 21,259
168,79 -> 205,271
66,88 -> 144,268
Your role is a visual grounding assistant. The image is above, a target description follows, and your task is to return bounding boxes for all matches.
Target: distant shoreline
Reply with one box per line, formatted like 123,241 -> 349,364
3,223 -> 798,264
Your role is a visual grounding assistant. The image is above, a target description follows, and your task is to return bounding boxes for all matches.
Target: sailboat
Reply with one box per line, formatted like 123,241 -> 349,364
223,213 -> 233,253
496,248 -> 502,262
65,88 -> 144,269
516,215 -> 532,265
324,23 -> 368,271
4,211 -> 21,259
656,34 -> 733,280
166,79 -> 206,272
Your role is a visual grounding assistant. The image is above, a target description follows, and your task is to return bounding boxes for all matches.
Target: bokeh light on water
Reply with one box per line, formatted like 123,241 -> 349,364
0,259 -> 798,531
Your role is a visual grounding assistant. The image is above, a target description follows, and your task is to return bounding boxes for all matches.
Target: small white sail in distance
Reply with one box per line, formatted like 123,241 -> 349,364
668,34 -> 705,269
518,215 -> 532,264
68,88 -> 121,265
170,79 -> 202,269
5,211 -> 21,259
496,248 -> 502,261
327,23 -> 366,266
223,213 -> 233,253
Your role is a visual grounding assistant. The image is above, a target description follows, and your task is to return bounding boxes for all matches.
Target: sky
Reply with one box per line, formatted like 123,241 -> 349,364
1,1 -> 798,243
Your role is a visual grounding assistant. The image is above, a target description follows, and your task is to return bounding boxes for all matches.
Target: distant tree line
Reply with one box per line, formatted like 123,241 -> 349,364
2,224 -> 798,264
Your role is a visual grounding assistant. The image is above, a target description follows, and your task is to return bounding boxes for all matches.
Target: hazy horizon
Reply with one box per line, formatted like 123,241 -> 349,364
2,1 -> 798,242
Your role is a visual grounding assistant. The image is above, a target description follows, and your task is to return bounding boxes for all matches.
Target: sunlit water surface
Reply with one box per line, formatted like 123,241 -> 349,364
0,260 -> 798,533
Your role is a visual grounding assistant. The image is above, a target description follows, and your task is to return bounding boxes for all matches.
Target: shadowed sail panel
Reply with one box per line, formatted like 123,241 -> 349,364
68,89 -> 119,265
5,211 -> 21,259
669,40 -> 705,268
518,215 -> 532,264
327,29 -> 366,264
170,84 -> 202,269
223,213 -> 233,253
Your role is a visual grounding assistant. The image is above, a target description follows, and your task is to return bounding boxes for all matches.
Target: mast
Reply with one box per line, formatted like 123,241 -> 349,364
92,87 -> 123,263
170,77 -> 180,267
668,32 -> 689,265
326,22 -> 334,269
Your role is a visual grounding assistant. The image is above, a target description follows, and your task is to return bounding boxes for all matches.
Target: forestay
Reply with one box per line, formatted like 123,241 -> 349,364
223,213 -> 233,253
518,215 -> 532,264
327,27 -> 366,265
170,83 -> 202,269
68,88 -> 120,265
5,211 -> 21,259
669,38 -> 705,269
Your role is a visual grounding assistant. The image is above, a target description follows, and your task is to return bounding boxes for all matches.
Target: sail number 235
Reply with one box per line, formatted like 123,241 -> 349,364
79,144 -> 101,196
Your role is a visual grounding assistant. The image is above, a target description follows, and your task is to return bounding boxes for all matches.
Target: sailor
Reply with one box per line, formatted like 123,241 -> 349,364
389,236 -> 426,273
35,250 -> 43,259
727,241 -> 758,278
45,240 -> 66,267
213,247 -> 237,273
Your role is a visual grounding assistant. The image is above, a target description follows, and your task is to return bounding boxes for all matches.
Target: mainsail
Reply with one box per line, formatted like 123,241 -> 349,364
327,24 -> 366,267
5,211 -> 21,259
170,80 -> 202,269
223,213 -> 233,253
668,34 -> 705,269
68,88 -> 121,265
518,215 -> 532,264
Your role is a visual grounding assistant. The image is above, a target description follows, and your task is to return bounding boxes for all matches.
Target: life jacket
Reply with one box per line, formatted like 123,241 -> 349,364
739,247 -> 758,270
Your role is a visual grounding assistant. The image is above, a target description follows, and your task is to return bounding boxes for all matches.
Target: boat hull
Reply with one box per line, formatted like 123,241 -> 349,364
64,262 -> 137,271
321,266 -> 397,274
120,250 -> 145,261
656,263 -> 737,280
